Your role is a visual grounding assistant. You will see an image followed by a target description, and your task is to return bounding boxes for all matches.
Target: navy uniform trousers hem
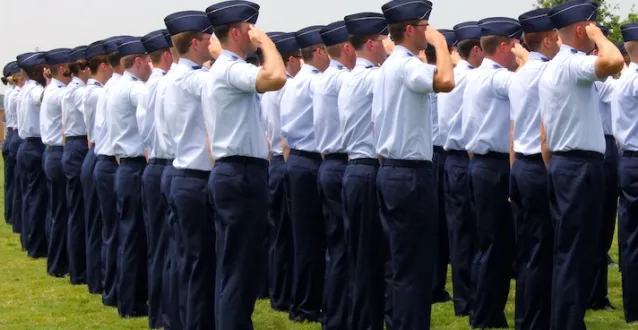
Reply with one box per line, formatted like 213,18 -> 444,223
548,152 -> 604,330
81,147 -> 102,294
18,138 -> 48,259
161,164 -> 181,330
45,146 -> 69,277
432,149 -> 450,300
10,134 -> 23,236
618,154 -> 638,322
377,159 -> 438,330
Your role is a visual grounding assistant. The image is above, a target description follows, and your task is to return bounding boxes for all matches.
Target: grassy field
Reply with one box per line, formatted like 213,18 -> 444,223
0,158 -> 637,329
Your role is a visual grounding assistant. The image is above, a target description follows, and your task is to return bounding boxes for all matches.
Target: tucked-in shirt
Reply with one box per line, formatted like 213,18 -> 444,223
437,60 -> 474,151
280,64 -> 322,152
94,72 -> 122,156
136,68 -> 167,159
164,58 -> 211,171
595,76 -> 617,136
611,62 -> 638,151
313,60 -> 350,154
154,68 -> 175,159
261,72 -> 292,156
62,76 -> 87,137
509,52 -> 550,155
106,71 -> 146,158
372,45 -> 437,161
339,57 -> 378,160
40,78 -> 66,145
5,86 -> 19,128
82,78 -> 103,144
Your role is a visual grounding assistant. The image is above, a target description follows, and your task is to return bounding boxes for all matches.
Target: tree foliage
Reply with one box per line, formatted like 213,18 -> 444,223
536,0 -> 638,44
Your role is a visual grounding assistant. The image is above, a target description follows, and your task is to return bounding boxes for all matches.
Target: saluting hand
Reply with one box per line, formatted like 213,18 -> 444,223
248,24 -> 270,47
511,43 -> 530,64
382,37 -> 395,55
585,23 -> 605,41
424,26 -> 447,48
450,49 -> 461,66
209,34 -> 222,59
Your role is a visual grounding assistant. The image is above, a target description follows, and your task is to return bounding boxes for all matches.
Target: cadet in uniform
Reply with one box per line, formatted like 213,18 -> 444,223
261,31 -> 302,312
2,62 -> 19,226
81,40 -> 113,295
374,0 -> 454,328
540,1 -> 624,328
509,8 -> 559,329
339,11 -> 389,330
313,19 -> 356,328
436,20 -> 483,317
280,23 -> 331,323
62,45 -> 91,286
3,62 -> 22,232
163,10 -> 214,329
204,2 -> 286,328
136,28 -> 173,329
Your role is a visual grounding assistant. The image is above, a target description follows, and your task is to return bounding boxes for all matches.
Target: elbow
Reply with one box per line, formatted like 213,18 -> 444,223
610,57 -> 625,74
271,72 -> 287,90
434,78 -> 455,93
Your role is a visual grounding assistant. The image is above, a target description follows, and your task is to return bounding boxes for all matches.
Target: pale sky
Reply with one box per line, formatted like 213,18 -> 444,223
2,0 -> 638,94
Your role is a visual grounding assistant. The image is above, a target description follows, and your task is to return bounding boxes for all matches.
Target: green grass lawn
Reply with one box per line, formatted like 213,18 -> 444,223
0,157 -> 637,329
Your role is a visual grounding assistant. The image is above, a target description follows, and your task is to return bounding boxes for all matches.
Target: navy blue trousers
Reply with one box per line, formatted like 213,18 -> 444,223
63,137 -> 89,285
93,155 -> 118,307
589,136 -> 619,308
45,146 -> 69,276
142,159 -> 169,329
18,138 -> 48,259
377,159 -> 438,330
510,155 -> 553,330
619,153 -> 638,323
210,156 -> 268,330
468,154 -> 513,329
287,151 -> 325,323
115,157 -> 148,317
170,168 -> 215,329
82,148 -> 102,294
3,129 -> 16,225
443,151 -> 475,316
268,155 -> 293,311
548,152 -> 604,330
432,148 -> 450,300
10,135 -> 23,236
161,164 -> 181,330
343,158 -> 385,330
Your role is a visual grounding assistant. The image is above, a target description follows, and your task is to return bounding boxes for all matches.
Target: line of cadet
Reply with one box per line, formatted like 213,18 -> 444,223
2,0 -> 638,329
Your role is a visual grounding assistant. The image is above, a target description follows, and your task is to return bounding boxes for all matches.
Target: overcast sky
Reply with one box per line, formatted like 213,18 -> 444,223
2,0 -> 638,94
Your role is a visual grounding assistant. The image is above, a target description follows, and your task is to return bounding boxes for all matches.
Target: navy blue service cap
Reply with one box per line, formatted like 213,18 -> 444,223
142,29 -> 173,53
548,0 -> 598,29
453,21 -> 482,41
519,8 -> 555,33
344,12 -> 388,36
206,0 -> 260,27
68,46 -> 87,62
44,48 -> 72,65
3,61 -> 19,77
440,29 -> 457,46
17,52 -> 46,69
118,36 -> 147,57
621,22 -> 638,42
320,21 -> 350,47
164,11 -> 213,36
272,32 -> 301,53
295,25 -> 325,48
86,41 -> 108,59
103,36 -> 127,54
478,17 -> 523,39
267,31 -> 285,39
381,0 -> 433,24
598,24 -> 609,37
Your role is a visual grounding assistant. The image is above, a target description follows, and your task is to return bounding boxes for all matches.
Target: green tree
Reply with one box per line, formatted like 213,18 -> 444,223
535,0 -> 638,44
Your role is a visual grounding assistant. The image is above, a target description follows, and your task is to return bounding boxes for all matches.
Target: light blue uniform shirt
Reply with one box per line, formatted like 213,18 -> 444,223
595,76 -> 616,136
372,45 -> 437,161
261,72 -> 292,156
3,86 -> 13,113
313,60 -> 350,154
153,65 -> 176,160
82,79 -> 103,144
509,52 -> 550,155
163,58 -> 211,171
106,71 -> 146,158
5,86 -> 19,129
611,62 -> 638,151
339,58 -> 378,160
40,78 -> 66,146
203,49 -> 267,160
94,73 -> 122,156
430,93 -> 440,146
62,76 -> 87,137
280,64 -> 322,152
540,44 -> 605,154
437,60 -> 474,151
136,68 -> 167,159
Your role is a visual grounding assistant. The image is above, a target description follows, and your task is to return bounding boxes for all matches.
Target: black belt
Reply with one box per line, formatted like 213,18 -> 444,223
290,149 -> 322,160
271,155 -> 284,162
605,134 -> 615,141
623,150 -> 638,158
446,149 -> 469,158
66,135 -> 87,141
120,157 -> 146,165
149,158 -> 173,165
24,137 -> 41,143
515,153 -> 542,161
7,128 -> 14,132
216,155 -> 269,167
349,158 -> 378,166
474,152 -> 509,160
324,153 -> 348,161
381,158 -> 432,168
553,150 -> 604,161
173,168 -> 210,180
46,145 -> 63,152
433,145 -> 444,153
97,155 -> 117,162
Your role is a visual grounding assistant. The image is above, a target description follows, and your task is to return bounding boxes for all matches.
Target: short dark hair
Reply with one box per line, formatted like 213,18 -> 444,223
388,20 -> 420,44
280,51 -> 301,64
88,55 -> 109,74
349,34 -> 377,50
480,35 -> 511,56
457,39 -> 481,59
301,45 -> 324,62
108,51 -> 122,67
214,22 -> 242,44
24,64 -> 48,86
172,31 -> 206,55
149,49 -> 169,65
523,31 -> 552,52
121,54 -> 145,69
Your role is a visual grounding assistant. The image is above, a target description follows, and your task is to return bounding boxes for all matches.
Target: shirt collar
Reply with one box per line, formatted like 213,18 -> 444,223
124,70 -> 141,81
330,59 -> 347,70
50,78 -> 66,87
87,78 -> 103,87
394,45 -> 416,57
457,59 -> 474,70
71,76 -> 85,86
629,62 -> 638,72
301,63 -> 320,74
355,57 -> 376,69
529,51 -> 550,62
480,58 -> 502,69
220,49 -> 246,63
178,57 -> 201,70
152,67 -> 167,76
560,44 -> 584,55
285,71 -> 293,79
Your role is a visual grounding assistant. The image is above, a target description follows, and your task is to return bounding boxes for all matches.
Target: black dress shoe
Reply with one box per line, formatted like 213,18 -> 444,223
589,299 -> 616,311
433,291 -> 453,304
